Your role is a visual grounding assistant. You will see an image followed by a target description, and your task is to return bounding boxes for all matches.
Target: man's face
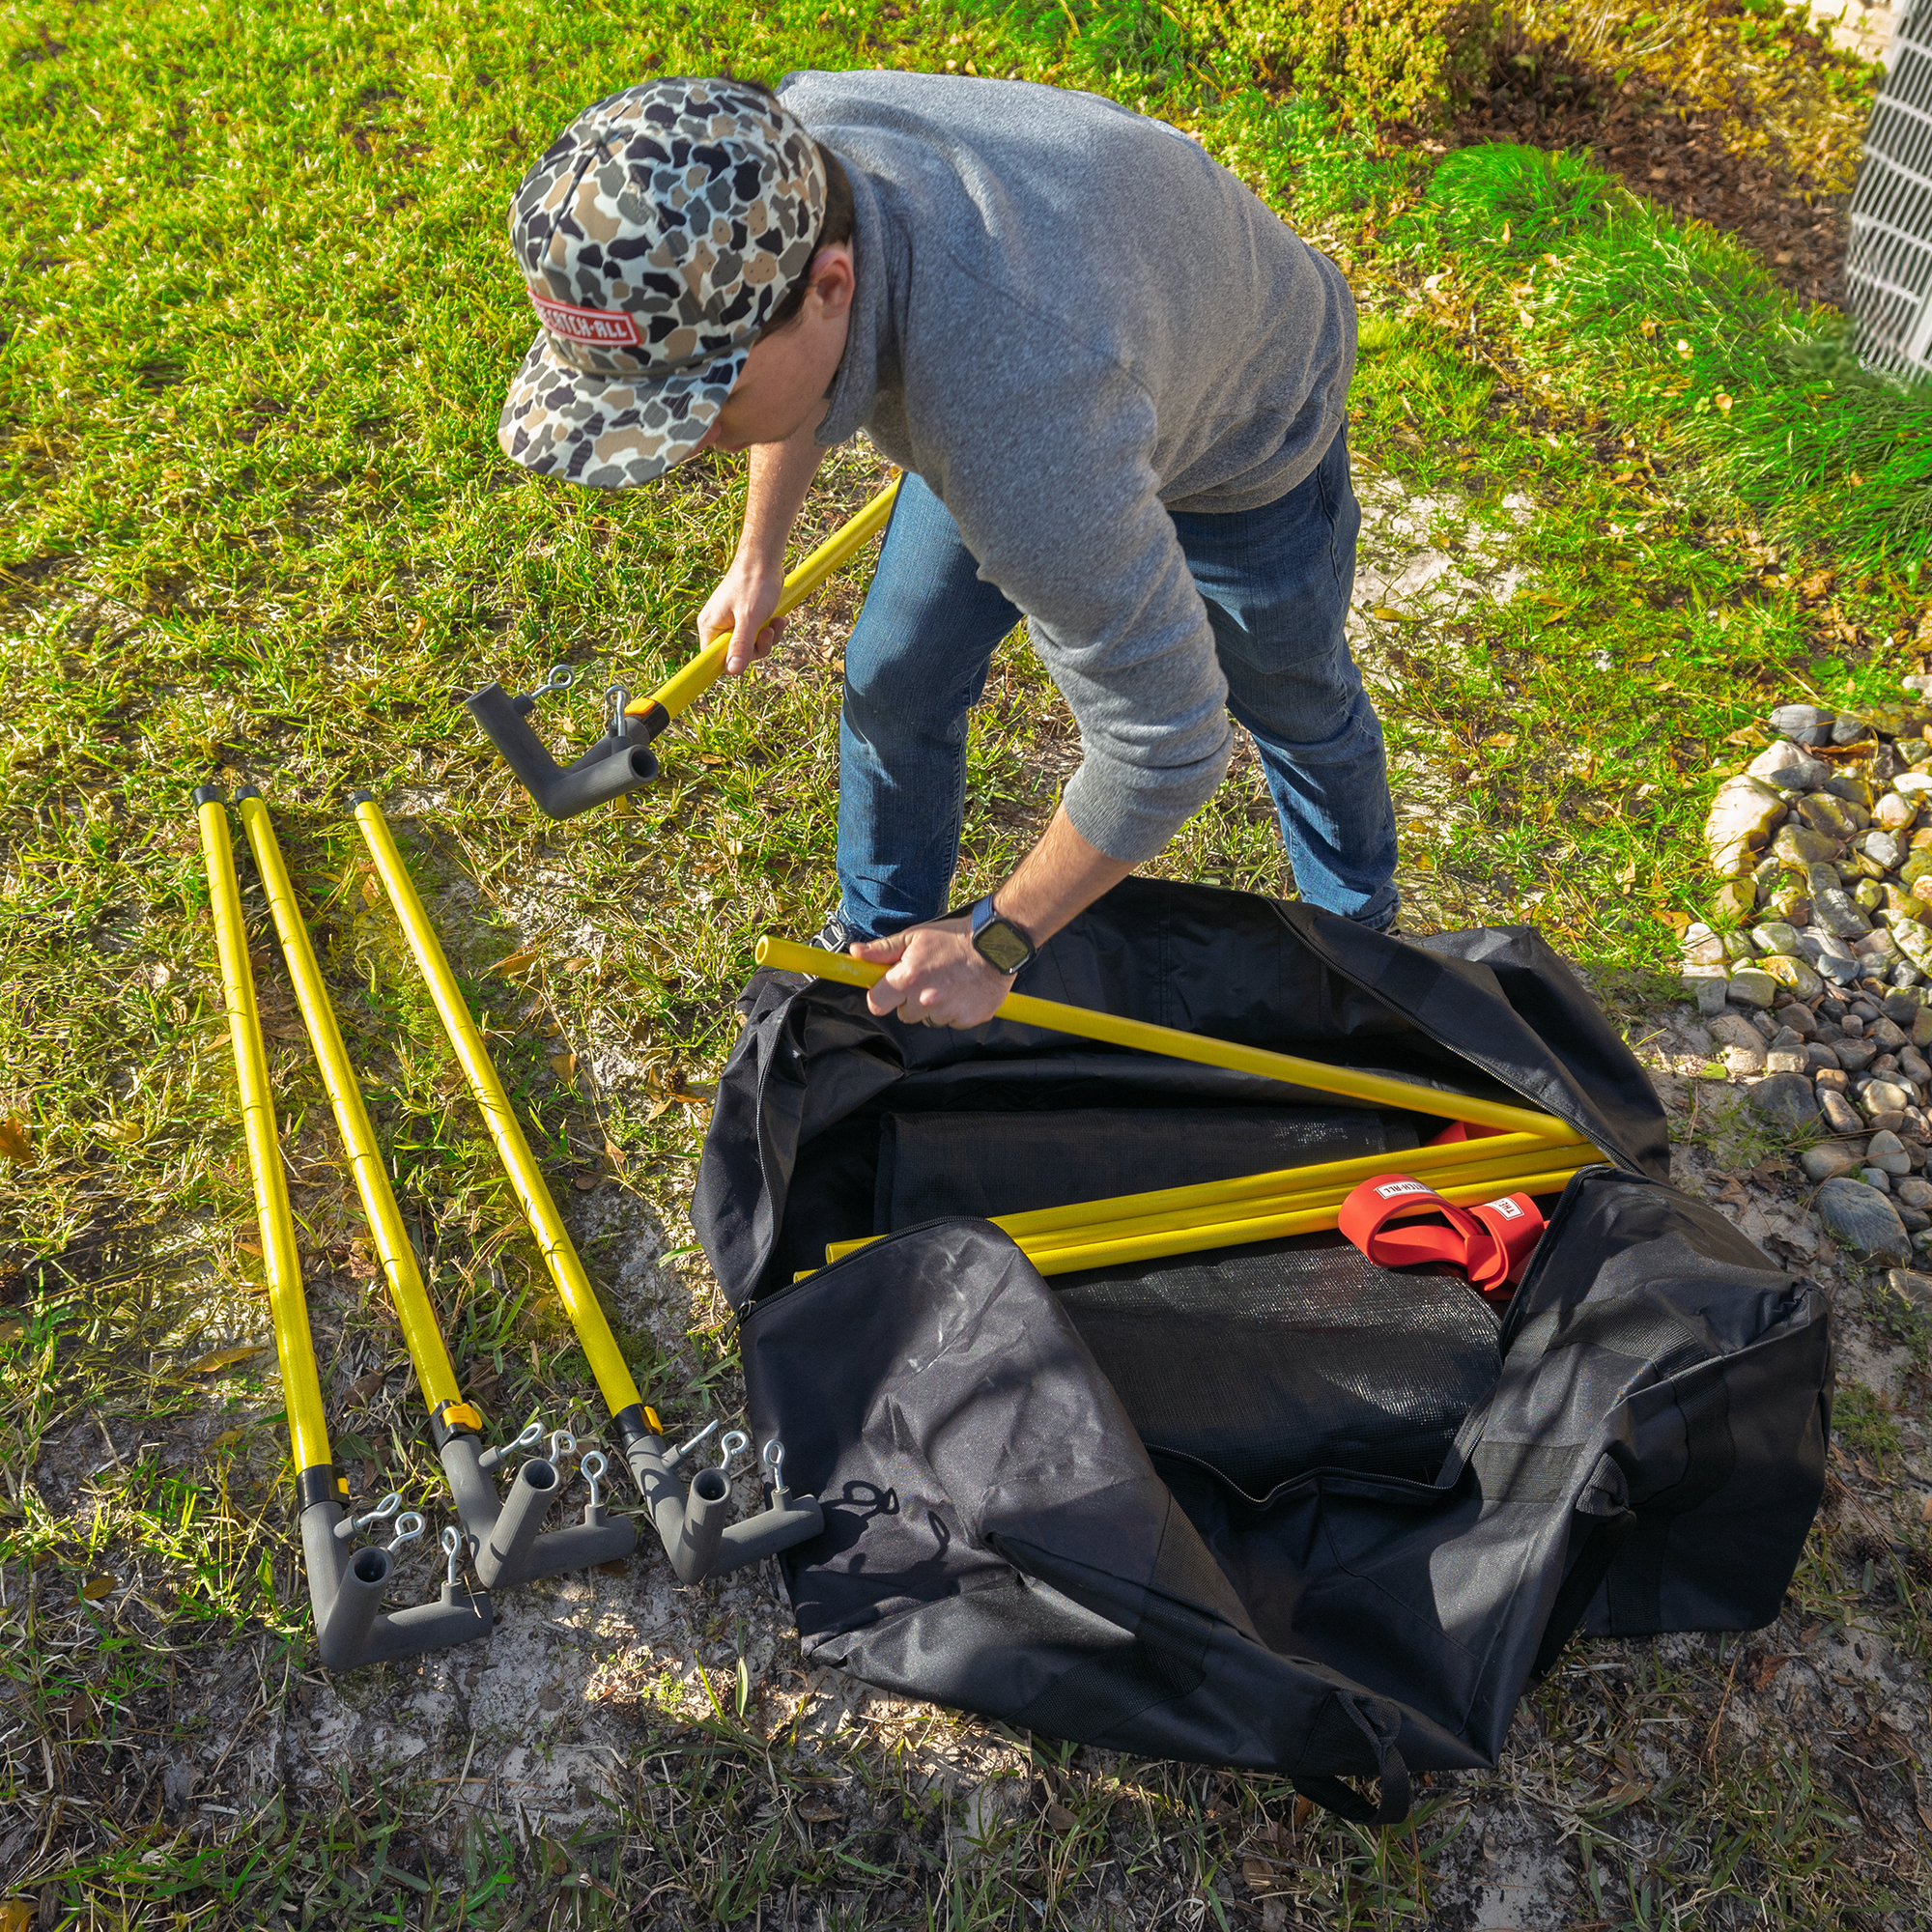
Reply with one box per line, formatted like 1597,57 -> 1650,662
696,243 -> 855,454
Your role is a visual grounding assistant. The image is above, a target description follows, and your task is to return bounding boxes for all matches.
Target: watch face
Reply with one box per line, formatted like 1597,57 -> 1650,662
975,917 -> 1033,974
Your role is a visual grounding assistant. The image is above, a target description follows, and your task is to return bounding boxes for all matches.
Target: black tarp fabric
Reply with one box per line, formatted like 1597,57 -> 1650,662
695,883 -> 1830,1822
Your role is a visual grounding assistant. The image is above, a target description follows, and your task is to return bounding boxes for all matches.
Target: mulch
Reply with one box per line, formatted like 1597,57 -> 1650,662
1418,40 -> 1858,310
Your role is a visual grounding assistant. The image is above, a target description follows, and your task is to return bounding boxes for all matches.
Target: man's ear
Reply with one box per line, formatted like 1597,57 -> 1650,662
808,242 -> 856,322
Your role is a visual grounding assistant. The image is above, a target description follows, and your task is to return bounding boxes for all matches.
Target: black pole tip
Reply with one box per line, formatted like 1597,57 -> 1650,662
191,783 -> 225,807
348,789 -> 377,807
234,783 -> 262,802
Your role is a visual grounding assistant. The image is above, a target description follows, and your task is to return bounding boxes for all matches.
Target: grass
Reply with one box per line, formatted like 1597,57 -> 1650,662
3,0 -> 1931,1925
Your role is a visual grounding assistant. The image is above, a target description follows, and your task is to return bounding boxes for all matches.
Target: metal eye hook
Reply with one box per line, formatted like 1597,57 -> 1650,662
580,1449 -> 607,1515
673,1420 -> 720,1463
533,665 -> 576,699
764,1437 -> 788,1502
717,1430 -> 751,1471
385,1512 -> 426,1553
550,1429 -> 577,1465
441,1524 -> 464,1588
478,1420 -> 546,1475
333,1490 -> 403,1543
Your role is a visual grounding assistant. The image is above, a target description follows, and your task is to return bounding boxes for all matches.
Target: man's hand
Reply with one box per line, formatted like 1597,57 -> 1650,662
851,918 -> 1014,1030
696,556 -> 787,675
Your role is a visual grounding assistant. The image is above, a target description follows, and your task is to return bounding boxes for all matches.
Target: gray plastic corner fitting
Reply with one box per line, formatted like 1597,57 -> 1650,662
619,1424 -> 823,1584
440,1436 -> 635,1590
299,1500 -> 491,1671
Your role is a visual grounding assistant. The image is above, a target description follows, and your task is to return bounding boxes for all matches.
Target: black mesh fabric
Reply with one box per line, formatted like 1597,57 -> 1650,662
1055,1236 -> 1503,1494
875,1106 -> 1414,1230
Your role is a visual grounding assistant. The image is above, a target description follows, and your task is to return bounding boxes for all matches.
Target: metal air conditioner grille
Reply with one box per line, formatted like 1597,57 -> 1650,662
1849,2 -> 1932,376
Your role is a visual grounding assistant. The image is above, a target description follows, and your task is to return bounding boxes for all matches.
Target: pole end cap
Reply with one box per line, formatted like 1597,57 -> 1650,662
191,783 -> 226,807
234,783 -> 262,802
348,789 -> 377,808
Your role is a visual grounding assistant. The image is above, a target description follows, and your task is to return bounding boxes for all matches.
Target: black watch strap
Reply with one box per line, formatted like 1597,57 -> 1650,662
970,895 -> 1037,975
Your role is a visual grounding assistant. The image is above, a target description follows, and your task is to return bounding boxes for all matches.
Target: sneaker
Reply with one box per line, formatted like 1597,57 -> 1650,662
813,911 -> 861,953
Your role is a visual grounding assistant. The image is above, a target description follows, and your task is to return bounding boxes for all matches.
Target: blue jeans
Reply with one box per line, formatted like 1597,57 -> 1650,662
836,421 -> 1397,936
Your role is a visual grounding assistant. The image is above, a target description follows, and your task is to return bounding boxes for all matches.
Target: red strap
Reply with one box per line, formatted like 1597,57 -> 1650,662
1339,1176 -> 1548,1296
1426,1121 -> 1507,1146
1465,1192 -> 1546,1290
1336,1176 -> 1488,1269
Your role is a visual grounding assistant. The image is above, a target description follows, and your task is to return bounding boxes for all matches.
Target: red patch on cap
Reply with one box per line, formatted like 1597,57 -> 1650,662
530,292 -> 641,348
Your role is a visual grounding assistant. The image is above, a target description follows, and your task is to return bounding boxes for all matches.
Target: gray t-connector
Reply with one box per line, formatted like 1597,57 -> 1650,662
619,1423 -> 823,1583
440,1434 -> 635,1589
300,1499 -> 491,1671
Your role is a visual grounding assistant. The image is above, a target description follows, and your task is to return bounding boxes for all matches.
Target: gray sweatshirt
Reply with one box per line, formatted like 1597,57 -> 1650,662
781,69 -> 1356,863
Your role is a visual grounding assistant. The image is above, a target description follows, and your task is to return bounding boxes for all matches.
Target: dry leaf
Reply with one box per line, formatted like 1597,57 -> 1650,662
550,1052 -> 578,1080
1367,606 -> 1414,623
572,1170 -> 601,1191
185,1343 -> 265,1376
80,1573 -> 116,1601
0,1118 -> 31,1162
698,753 -> 728,767
236,1237 -> 263,1258
603,1138 -> 627,1173
211,1429 -> 243,1448
1714,392 -> 1733,414
1921,1492 -> 1932,1523
0,1899 -> 34,1932
0,1313 -> 23,1346
1486,732 -> 1519,750
346,1369 -> 386,1406
560,955 -> 593,973
798,1803 -> 842,1824
489,947 -> 541,979
1044,1801 -> 1076,1832
1241,1858 -> 1277,1892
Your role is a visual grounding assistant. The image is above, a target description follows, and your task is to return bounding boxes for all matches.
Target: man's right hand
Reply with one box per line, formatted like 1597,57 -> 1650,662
697,554 -> 788,675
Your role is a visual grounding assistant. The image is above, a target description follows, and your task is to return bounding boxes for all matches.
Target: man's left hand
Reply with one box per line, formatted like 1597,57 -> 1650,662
850,919 -> 1012,1029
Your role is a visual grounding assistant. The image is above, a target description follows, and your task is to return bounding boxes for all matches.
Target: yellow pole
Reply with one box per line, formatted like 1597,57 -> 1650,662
756,937 -> 1575,1141
236,791 -> 467,1423
195,791 -> 335,1487
351,796 -> 644,1420
825,1137 -> 1598,1264
1013,1167 -> 1585,1278
635,476 -> 901,723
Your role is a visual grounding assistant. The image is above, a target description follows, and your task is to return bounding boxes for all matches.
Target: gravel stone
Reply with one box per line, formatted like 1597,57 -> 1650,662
1897,1176 -> 1932,1209
1725,969 -> 1778,1008
1819,1087 -> 1865,1134
1704,776 -> 1786,872
1758,953 -> 1824,1000
1811,882 -> 1873,939
1773,823 -> 1838,867
1863,1078 -> 1917,1118
1860,1165 -> 1894,1192
1743,1071 -> 1819,1133
1747,740 -> 1831,788
1801,1144 -> 1861,1181
1815,1176 -> 1913,1263
1867,1129 -> 1913,1175
1805,1041 -> 1841,1071
1769,702 -> 1833,746
1887,1268 -> 1932,1308
1750,920 -> 1803,955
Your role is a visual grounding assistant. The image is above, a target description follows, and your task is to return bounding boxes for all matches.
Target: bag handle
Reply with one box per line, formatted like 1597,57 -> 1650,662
1293,1692 -> 1413,1827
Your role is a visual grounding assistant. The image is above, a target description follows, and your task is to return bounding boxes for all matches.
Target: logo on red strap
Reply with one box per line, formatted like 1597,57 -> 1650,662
530,292 -> 641,348
1375,1179 -> 1432,1200
1484,1196 -> 1524,1220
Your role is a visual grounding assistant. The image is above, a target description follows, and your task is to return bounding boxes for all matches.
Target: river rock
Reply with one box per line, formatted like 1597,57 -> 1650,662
1779,1001 -> 1817,1037
1862,1076 -> 1915,1120
1897,1177 -> 1932,1208
1889,917 -> 1932,977
1773,823 -> 1839,867
1759,953 -> 1824,1000
1859,827 -> 1906,871
1902,1045 -> 1932,1085
1682,973 -> 1729,1015
1861,1165 -> 1894,1191
1866,1128 -> 1912,1175
1897,771 -> 1932,801
1747,740 -> 1831,789
1811,881 -> 1873,939
1750,920 -> 1803,955
1820,1087 -> 1865,1134
1870,1014 -> 1908,1050
1802,1143 -> 1861,1181
1770,703 -> 1834,747
1815,1177 -> 1913,1263
1807,1041 -> 1841,1073
1832,713 -> 1873,746
1725,968 -> 1778,1008
1796,792 -> 1861,840
1744,1070 -> 1820,1132
1704,776 -> 1786,872
1823,773 -> 1874,811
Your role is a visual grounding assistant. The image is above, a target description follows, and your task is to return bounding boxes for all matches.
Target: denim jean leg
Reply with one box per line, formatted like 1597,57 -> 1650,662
838,474 -> 1024,938
1171,425 -> 1399,927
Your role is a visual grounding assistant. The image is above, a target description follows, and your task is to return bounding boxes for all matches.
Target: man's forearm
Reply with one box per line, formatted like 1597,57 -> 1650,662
992,806 -> 1136,949
739,420 -> 825,571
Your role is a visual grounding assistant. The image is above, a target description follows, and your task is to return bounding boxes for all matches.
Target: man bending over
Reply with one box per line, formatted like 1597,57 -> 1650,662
497,72 -> 1396,1027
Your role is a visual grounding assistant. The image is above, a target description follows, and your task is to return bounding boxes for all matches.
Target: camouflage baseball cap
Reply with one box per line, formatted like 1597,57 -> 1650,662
497,78 -> 828,490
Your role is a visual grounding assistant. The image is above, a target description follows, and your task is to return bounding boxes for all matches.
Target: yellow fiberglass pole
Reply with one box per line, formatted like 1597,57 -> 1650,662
195,788 -> 335,1489
1009,1165 -> 1586,1279
351,796 -> 644,1422
824,1136 -> 1599,1265
636,476 -> 901,724
236,790 -> 467,1425
756,936 -> 1575,1142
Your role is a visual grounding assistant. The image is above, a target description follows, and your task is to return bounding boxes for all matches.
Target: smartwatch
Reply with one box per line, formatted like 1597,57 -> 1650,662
969,895 -> 1037,976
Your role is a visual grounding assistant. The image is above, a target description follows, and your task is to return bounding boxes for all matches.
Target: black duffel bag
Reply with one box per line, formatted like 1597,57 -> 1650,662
692,881 -> 1831,1824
